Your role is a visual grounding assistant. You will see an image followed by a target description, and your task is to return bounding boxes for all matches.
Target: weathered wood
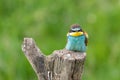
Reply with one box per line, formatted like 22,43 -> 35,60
22,38 -> 86,80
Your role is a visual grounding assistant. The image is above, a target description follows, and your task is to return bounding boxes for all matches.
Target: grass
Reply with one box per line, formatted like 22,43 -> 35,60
0,0 -> 120,80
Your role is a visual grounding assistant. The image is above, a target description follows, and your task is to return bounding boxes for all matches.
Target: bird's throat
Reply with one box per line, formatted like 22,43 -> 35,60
68,32 -> 83,36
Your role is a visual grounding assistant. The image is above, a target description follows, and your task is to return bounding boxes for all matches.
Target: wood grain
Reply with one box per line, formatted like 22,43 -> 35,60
22,38 -> 86,80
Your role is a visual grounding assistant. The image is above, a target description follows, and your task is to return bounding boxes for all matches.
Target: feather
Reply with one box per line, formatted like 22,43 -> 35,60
83,32 -> 88,46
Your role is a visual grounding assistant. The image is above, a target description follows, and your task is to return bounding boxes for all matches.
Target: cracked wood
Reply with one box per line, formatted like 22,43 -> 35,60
22,38 -> 86,80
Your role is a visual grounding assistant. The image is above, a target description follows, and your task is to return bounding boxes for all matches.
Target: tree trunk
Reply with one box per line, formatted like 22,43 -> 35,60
22,38 -> 86,80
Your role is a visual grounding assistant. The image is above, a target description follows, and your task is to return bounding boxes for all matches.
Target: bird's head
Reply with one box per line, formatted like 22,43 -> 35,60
68,24 -> 83,36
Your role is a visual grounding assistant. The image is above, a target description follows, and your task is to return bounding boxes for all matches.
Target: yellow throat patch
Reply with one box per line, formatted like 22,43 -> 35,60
67,32 -> 83,36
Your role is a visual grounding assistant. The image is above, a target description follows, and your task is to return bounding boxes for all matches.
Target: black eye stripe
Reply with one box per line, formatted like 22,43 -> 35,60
69,29 -> 82,32
72,30 -> 76,32
78,29 -> 83,31
69,30 -> 75,32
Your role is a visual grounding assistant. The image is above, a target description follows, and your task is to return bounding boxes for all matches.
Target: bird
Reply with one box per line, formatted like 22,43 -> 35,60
65,24 -> 88,52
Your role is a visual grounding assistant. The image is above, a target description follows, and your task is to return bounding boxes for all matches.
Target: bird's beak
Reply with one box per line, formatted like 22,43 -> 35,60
69,32 -> 83,36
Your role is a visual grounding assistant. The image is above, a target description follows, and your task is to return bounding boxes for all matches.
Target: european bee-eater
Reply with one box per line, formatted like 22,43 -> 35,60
65,24 -> 88,52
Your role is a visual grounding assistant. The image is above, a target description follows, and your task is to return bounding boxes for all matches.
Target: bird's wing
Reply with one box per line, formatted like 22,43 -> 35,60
84,32 -> 88,46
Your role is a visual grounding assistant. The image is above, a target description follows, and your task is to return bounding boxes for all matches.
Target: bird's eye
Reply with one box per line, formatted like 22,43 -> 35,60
78,29 -> 82,31
69,30 -> 76,32
72,30 -> 76,32
69,30 -> 74,32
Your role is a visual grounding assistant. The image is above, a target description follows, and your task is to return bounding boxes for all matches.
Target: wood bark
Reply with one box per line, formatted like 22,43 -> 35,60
22,38 -> 86,80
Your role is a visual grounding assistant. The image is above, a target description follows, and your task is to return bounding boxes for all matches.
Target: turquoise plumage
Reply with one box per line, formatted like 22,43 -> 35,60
65,24 -> 88,52
66,35 -> 86,52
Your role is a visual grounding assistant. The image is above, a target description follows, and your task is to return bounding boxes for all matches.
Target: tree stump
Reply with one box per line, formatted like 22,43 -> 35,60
22,38 -> 86,80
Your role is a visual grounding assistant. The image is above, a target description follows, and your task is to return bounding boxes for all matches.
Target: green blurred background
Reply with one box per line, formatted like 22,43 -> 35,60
0,0 -> 120,80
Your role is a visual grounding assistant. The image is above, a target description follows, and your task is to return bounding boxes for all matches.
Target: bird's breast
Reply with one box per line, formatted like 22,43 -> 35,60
68,35 -> 85,42
66,35 -> 86,51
